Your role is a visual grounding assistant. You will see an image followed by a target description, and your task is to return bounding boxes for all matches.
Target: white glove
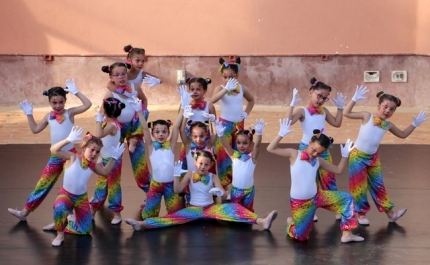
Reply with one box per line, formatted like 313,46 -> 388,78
223,78 -> 239,92
278,118 -> 292,137
142,74 -> 160,88
352,85 -> 368,102
208,187 -> 224,197
202,112 -> 216,122
110,143 -> 126,160
290,88 -> 301,107
331,92 -> 347,110
412,110 -> 429,127
240,111 -> 248,120
64,79 -> 79,95
173,161 -> 187,177
128,96 -> 142,112
340,139 -> 355,158
177,85 -> 192,109
66,126 -> 84,143
95,112 -> 105,123
19,100 -> 33,115
215,120 -> 226,137
251,119 -> 266,136
183,105 -> 194,119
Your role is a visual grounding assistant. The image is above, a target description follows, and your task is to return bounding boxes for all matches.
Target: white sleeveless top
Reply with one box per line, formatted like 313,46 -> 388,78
290,150 -> 319,200
63,157 -> 94,195
112,92 -> 135,124
232,155 -> 256,189
219,84 -> 244,122
354,114 -> 388,154
100,122 -> 121,158
149,142 -> 174,183
190,101 -> 210,122
300,107 -> 327,143
128,70 -> 143,87
189,173 -> 214,207
49,109 -> 74,151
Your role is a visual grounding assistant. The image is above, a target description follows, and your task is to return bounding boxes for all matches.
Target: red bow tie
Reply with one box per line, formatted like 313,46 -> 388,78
300,151 -> 317,166
190,100 -> 207,110
116,86 -> 132,94
307,105 -> 324,115
49,111 -> 66,124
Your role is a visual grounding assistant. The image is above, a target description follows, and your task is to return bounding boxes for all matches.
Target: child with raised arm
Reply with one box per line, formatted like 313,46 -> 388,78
344,86 -> 429,225
267,119 -> 363,243
125,151 -> 278,231
215,119 -> 266,212
42,126 -> 125,246
8,80 -> 92,221
211,57 -> 255,188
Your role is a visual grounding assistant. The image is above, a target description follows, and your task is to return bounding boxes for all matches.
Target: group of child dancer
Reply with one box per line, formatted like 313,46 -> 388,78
7,45 -> 429,246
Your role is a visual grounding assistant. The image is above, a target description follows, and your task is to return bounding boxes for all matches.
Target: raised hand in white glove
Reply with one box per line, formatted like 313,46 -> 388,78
177,85 -> 192,109
412,110 -> 429,127
110,143 -> 126,160
19,100 -> 33,115
128,96 -> 143,112
352,85 -> 368,102
223,78 -> 239,92
240,111 -> 248,120
214,120 -> 226,137
183,105 -> 194,119
208,187 -> 224,197
290,88 -> 301,107
251,119 -> 267,136
202,112 -> 216,122
95,112 -> 105,123
278,118 -> 292,137
66,126 -> 84,143
331,92 -> 347,110
173,161 -> 187,177
142,74 -> 160,89
64,79 -> 79,95
340,139 -> 355,158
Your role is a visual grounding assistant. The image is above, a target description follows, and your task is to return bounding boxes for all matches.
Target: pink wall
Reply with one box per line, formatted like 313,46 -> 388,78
1,55 -> 429,108
0,0 -> 426,55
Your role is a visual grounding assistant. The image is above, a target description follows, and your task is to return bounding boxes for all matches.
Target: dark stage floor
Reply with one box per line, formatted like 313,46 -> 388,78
1,144 -> 429,265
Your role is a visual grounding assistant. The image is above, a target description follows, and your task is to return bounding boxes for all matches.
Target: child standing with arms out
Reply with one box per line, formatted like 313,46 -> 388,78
8,80 -> 92,221
215,119 -> 266,212
287,78 -> 346,220
211,57 -> 255,188
267,119 -> 363,243
91,98 -> 126,224
42,127 -> 125,246
125,151 -> 278,231
344,87 -> 429,225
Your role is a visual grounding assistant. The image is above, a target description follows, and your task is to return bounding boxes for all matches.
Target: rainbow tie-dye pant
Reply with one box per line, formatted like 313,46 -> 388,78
141,179 -> 183,219
230,185 -> 255,212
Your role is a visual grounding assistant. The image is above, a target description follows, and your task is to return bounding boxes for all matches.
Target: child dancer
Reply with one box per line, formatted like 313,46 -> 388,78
287,78 -> 346,221
344,86 -> 429,225
211,57 -> 255,188
267,119 -> 363,243
102,62 -> 150,194
8,80 -> 92,221
91,97 -> 125,224
42,126 -> 125,246
215,119 -> 266,212
125,151 -> 278,231
128,96 -> 185,219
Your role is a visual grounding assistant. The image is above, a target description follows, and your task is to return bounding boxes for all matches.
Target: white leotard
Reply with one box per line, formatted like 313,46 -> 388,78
189,173 -> 214,207
354,114 -> 388,154
219,84 -> 243,122
149,142 -> 174,183
300,107 -> 327,144
112,92 -> 135,124
128,70 -> 143,87
62,156 -> 94,195
190,101 -> 210,122
49,109 -> 74,151
232,156 -> 256,189
290,150 -> 319,200
100,122 -> 121,158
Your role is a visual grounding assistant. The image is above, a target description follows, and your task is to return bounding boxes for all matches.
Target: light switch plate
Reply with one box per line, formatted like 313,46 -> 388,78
391,71 -> 407,82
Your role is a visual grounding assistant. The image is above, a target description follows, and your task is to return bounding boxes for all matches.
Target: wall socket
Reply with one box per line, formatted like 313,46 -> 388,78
391,71 -> 407,82
364,71 -> 380,82
177,70 -> 186,85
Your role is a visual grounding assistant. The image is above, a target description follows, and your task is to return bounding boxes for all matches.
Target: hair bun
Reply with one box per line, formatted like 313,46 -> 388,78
42,90 -> 49,96
123,44 -> 133,53
219,57 -> 225,64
